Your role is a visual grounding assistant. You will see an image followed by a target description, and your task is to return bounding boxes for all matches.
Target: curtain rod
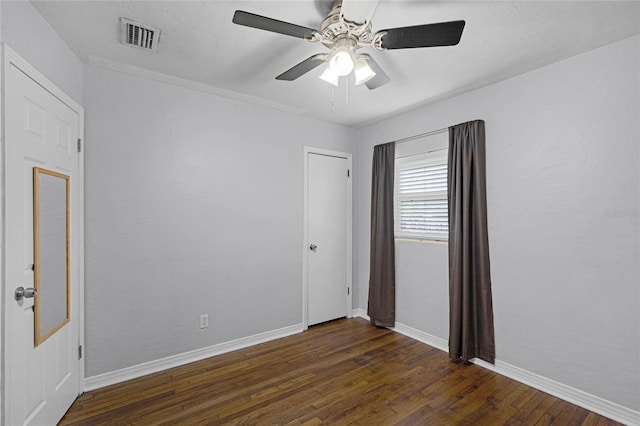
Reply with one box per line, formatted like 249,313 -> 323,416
373,125 -> 453,149
395,127 -> 448,144
378,120 -> 484,147
374,127 -> 448,148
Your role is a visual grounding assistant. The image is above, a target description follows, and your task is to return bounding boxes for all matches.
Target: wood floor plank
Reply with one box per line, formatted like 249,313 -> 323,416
60,318 -> 622,425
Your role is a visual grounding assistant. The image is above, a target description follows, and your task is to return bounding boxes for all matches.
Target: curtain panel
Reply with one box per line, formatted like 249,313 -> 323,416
448,120 -> 496,363
368,142 -> 396,328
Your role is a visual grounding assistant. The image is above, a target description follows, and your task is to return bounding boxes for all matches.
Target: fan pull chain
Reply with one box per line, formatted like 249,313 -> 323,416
331,85 -> 335,112
345,76 -> 349,108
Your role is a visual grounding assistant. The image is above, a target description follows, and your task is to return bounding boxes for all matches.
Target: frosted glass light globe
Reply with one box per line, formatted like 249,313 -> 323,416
354,57 -> 376,85
319,67 -> 339,86
329,47 -> 354,77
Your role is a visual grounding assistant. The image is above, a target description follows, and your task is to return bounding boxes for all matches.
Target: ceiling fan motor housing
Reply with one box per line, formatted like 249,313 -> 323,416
320,0 -> 372,49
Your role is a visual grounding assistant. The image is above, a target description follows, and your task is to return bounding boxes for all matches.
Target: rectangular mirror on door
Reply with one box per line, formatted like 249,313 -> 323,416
33,167 -> 70,346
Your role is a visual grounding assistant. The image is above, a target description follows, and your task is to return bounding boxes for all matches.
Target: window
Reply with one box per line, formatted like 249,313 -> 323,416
395,148 -> 448,241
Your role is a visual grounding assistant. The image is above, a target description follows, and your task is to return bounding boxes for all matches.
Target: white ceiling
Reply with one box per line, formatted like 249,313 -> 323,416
31,1 -> 640,128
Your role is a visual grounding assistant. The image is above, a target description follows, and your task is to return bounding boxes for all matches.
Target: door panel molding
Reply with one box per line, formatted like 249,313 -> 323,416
302,146 -> 352,329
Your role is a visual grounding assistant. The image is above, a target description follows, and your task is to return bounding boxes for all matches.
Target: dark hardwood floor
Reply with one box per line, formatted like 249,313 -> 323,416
60,318 -> 620,425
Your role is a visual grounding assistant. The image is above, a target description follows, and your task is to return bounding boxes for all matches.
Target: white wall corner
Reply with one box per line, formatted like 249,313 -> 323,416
84,323 -> 304,392
351,308 -> 368,320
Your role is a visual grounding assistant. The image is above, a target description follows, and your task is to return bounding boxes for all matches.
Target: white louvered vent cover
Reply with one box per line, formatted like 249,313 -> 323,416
120,18 -> 160,52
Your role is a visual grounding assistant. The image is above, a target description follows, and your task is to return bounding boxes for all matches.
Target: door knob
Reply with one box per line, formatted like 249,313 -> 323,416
15,286 -> 37,301
309,244 -> 318,252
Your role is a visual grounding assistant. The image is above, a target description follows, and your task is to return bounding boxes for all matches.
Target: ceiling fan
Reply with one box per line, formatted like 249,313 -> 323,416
232,0 -> 465,90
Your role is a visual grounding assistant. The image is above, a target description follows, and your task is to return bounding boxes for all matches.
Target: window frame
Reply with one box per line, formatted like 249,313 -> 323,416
394,148 -> 449,242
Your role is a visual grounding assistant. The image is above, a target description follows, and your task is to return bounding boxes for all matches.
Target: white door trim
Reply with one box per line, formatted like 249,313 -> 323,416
1,44 -> 85,422
302,146 -> 352,330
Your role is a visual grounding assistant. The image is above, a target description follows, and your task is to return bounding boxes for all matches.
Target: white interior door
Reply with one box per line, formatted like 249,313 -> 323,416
306,150 -> 351,326
3,48 -> 83,425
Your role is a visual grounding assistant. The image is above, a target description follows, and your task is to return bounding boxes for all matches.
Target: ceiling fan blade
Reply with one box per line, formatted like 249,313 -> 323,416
233,10 -> 318,40
377,20 -> 465,50
360,54 -> 390,90
276,54 -> 327,81
340,0 -> 379,25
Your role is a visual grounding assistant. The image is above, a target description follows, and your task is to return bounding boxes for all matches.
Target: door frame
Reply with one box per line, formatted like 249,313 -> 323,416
302,146 -> 352,330
1,44 -> 86,422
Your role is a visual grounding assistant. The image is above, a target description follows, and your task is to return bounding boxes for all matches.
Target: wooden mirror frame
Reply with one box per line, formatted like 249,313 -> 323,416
33,167 -> 70,346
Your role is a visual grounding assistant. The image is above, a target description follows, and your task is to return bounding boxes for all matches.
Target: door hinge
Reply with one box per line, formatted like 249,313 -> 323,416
78,345 -> 83,360
347,169 -> 350,178
77,138 -> 82,153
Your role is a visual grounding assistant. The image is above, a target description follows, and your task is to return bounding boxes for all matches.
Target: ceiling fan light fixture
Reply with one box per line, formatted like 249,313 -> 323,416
233,5 -> 467,91
328,46 -> 354,76
354,57 -> 376,85
319,67 -> 340,86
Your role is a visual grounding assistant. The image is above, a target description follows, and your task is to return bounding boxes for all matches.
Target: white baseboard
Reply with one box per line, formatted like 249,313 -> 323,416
85,311 -> 639,425
351,311 -> 639,426
392,322 -> 448,353
351,308 -> 368,320
84,323 -> 304,392
473,358 -> 639,426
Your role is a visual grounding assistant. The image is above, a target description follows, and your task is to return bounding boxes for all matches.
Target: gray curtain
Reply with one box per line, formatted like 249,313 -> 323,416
368,142 -> 396,328
448,120 -> 495,363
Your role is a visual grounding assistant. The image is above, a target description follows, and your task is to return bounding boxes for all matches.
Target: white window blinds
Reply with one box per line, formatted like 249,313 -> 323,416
395,149 -> 449,241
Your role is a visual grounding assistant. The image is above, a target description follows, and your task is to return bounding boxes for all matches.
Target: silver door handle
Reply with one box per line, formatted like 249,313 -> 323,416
309,244 -> 317,252
15,286 -> 37,301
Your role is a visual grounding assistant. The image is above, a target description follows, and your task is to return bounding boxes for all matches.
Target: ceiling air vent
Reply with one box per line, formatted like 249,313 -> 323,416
120,18 -> 160,52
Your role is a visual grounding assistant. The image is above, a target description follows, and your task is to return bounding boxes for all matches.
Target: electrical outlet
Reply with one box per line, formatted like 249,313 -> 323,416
199,314 -> 209,329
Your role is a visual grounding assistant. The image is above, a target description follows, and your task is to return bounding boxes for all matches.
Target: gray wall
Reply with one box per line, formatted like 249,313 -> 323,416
0,0 -> 83,105
356,35 -> 640,410
3,0 -> 638,413
0,5 -> 3,421
83,65 -> 357,376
